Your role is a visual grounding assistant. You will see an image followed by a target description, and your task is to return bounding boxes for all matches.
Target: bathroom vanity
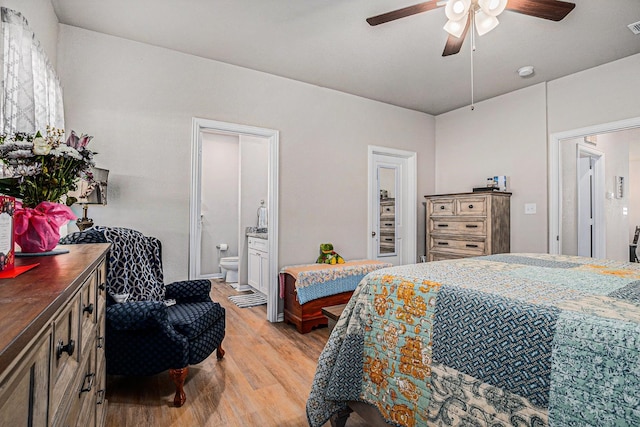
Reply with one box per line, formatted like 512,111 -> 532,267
247,235 -> 269,295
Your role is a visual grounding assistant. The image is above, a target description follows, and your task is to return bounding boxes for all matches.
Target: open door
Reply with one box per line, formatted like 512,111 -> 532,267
368,146 -> 417,266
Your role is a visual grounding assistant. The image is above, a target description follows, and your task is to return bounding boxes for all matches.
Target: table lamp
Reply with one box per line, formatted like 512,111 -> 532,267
75,167 -> 109,231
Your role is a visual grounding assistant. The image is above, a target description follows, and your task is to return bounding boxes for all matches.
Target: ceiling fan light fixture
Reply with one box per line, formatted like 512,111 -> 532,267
475,10 -> 499,36
478,0 -> 507,17
445,0 -> 471,22
444,18 -> 467,38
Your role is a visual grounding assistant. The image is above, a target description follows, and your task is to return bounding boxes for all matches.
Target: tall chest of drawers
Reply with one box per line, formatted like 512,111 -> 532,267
0,243 -> 110,427
425,192 -> 511,261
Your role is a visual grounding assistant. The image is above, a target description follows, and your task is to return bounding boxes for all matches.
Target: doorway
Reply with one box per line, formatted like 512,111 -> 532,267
190,118 -> 280,322
549,116 -> 640,258
367,146 -> 417,266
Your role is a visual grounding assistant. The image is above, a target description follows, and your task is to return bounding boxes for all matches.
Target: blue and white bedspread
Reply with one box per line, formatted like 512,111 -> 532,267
306,253 -> 640,427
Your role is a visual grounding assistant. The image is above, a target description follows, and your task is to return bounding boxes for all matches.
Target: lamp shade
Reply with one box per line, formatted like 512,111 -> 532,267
77,167 -> 109,205
444,18 -> 467,38
475,10 -> 500,36
478,0 -> 507,17
445,0 -> 471,21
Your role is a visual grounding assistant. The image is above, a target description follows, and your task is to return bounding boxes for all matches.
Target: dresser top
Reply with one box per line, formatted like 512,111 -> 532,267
0,243 -> 110,374
425,191 -> 512,198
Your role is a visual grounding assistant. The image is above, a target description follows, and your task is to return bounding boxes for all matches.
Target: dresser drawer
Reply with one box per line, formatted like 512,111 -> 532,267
96,260 -> 107,320
248,237 -> 268,252
429,236 -> 486,255
455,196 -> 487,216
380,203 -> 395,216
51,293 -> 81,423
430,218 -> 486,235
428,252 -> 465,262
429,199 -> 455,216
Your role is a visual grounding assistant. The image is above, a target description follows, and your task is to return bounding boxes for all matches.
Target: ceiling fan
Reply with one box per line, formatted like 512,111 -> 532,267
367,0 -> 576,56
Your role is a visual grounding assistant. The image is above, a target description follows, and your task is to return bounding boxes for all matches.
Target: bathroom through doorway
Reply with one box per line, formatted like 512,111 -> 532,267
190,118 -> 280,322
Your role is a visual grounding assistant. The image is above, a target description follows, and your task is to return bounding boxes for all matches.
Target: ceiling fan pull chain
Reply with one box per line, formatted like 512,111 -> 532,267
470,11 -> 475,111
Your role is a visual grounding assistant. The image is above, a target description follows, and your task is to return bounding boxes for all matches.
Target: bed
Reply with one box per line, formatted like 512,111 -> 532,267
306,253 -> 640,426
280,260 -> 392,333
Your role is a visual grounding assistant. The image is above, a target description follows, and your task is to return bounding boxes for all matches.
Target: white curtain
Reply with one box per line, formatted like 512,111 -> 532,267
0,7 -> 64,135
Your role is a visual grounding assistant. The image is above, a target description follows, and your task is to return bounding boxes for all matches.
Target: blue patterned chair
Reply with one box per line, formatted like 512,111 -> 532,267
60,226 -> 225,407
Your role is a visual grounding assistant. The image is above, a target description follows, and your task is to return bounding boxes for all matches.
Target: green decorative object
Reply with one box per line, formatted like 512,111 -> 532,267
316,243 -> 345,265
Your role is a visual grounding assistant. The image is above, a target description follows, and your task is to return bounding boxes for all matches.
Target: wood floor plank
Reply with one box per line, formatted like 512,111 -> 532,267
105,280 -> 370,426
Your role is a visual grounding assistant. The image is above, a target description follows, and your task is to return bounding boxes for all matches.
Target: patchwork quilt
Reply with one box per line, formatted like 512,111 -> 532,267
306,254 -> 640,427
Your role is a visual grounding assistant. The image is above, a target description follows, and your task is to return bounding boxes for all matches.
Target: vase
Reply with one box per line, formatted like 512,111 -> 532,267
14,202 -> 77,253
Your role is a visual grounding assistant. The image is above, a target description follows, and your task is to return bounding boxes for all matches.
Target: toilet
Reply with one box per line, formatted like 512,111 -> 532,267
219,256 -> 239,283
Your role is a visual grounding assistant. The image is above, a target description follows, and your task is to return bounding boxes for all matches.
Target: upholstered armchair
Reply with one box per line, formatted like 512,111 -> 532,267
60,227 -> 225,407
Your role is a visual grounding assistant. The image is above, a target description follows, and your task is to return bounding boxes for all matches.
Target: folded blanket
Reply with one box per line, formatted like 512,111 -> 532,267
279,260 -> 392,304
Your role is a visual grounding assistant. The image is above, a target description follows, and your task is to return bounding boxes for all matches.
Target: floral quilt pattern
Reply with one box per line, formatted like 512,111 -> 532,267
306,254 -> 640,427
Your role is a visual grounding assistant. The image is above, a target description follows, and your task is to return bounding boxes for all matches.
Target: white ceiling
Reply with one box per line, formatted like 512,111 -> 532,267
51,0 -> 640,115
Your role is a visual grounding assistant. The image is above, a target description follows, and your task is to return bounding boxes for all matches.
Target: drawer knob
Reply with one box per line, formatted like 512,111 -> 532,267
440,206 -> 445,210
99,283 -> 106,291
466,244 -> 479,248
83,303 -> 94,315
97,336 -> 104,349
468,204 -> 474,209
56,339 -> 75,359
437,224 -> 449,227
466,224 -> 478,228
437,242 -> 449,246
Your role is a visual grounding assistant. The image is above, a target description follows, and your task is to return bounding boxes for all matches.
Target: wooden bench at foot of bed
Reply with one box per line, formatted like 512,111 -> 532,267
283,272 -> 353,333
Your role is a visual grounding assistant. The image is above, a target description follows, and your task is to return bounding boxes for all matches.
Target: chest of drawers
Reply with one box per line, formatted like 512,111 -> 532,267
0,243 -> 110,427
425,192 -> 511,261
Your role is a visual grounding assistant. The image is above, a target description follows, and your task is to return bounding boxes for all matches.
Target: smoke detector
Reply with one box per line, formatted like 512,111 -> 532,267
517,65 -> 535,78
629,21 -> 640,35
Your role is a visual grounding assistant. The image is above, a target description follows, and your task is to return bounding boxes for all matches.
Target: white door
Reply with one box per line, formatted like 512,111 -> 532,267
368,146 -> 417,266
577,156 -> 594,256
576,145 -> 605,258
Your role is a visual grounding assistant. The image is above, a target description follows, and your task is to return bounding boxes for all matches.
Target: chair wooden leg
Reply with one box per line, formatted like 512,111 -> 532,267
216,343 -> 225,360
169,367 -> 188,407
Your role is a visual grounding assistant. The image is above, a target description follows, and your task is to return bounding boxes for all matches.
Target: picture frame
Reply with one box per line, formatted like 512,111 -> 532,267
633,226 -> 640,245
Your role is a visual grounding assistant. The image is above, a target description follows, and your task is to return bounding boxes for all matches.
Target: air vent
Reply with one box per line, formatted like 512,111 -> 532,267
629,21 -> 640,35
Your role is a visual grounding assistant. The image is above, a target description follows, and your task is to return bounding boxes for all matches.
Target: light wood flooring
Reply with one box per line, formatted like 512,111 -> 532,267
105,280 -> 370,427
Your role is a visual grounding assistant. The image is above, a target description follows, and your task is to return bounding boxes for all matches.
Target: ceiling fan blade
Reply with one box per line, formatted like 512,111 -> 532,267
366,1 -> 443,26
506,0 -> 575,21
442,14 -> 470,56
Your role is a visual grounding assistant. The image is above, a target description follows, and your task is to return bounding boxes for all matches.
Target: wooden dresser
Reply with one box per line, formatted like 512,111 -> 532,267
0,243 -> 110,427
425,192 -> 511,261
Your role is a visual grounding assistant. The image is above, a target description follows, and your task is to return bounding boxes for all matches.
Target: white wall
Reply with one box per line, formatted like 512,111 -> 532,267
434,54 -> 640,254
57,26 -> 436,283
547,54 -> 640,135
435,84 -> 549,253
0,0 -> 58,67
201,132 -> 239,275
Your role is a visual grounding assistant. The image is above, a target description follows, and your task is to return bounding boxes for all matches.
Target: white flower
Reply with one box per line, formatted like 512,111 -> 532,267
32,137 -> 52,155
50,144 -> 82,160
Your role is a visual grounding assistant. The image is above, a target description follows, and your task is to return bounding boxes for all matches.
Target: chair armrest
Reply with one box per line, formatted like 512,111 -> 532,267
165,280 -> 212,303
106,301 -> 168,331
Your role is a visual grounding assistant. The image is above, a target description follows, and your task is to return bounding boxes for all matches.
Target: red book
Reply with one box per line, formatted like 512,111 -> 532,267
0,195 -> 15,272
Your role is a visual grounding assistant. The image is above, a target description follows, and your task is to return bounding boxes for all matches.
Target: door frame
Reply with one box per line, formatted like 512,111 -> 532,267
367,145 -> 417,264
548,116 -> 640,254
190,117 -> 281,322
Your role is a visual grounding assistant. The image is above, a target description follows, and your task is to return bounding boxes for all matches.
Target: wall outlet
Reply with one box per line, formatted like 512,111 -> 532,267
525,203 -> 537,214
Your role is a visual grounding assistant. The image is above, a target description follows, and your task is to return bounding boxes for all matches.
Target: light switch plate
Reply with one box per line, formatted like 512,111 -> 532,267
525,203 -> 537,214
